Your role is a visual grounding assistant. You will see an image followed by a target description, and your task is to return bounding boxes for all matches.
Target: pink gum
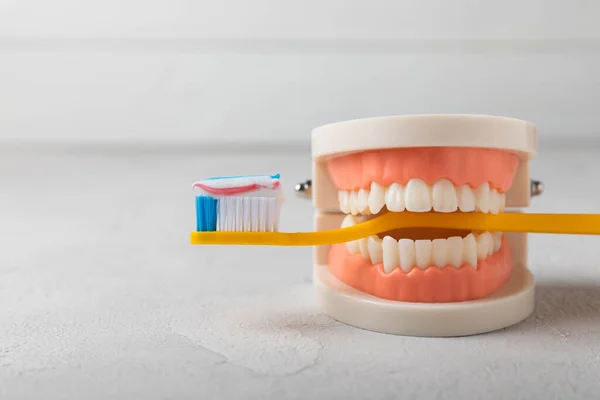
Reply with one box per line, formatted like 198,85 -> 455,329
326,147 -> 519,193
328,236 -> 513,303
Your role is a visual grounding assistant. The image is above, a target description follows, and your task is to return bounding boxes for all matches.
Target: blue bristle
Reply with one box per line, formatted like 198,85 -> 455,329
195,196 -> 218,232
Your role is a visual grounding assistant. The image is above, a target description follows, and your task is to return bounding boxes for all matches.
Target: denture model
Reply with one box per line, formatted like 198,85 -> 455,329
191,114 -> 600,337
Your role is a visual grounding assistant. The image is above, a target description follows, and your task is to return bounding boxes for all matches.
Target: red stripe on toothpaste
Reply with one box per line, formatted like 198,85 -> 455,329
194,180 -> 279,195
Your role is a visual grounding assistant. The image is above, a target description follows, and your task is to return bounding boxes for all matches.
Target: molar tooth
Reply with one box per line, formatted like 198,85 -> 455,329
457,184 -> 476,212
358,237 -> 370,259
493,232 -> 503,252
432,238 -> 449,267
489,189 -> 501,214
415,239 -> 432,269
368,182 -> 386,214
432,179 -> 458,213
499,193 -> 506,212
476,232 -> 492,259
398,239 -> 415,273
338,191 -> 350,214
341,214 -> 355,228
367,235 -> 383,265
357,189 -> 370,214
349,191 -> 359,215
382,236 -> 399,273
385,183 -> 405,212
346,241 -> 360,254
463,233 -> 478,268
475,183 -> 490,213
341,215 -> 360,254
447,236 -> 464,268
405,179 -> 432,212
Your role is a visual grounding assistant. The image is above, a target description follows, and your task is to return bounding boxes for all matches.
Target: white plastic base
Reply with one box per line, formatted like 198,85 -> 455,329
314,264 -> 535,337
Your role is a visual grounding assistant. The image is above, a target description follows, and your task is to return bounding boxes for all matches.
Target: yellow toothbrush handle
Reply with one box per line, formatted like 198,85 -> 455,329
190,213 -> 600,246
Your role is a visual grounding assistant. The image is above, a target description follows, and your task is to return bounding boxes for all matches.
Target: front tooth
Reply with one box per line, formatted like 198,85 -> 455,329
398,239 -> 415,273
342,215 -> 360,254
358,237 -> 370,259
382,236 -> 399,273
415,240 -> 432,269
447,236 -> 464,268
476,232 -> 491,259
475,183 -> 490,213
456,184 -> 476,212
405,179 -> 432,212
338,191 -> 350,214
463,233 -> 478,268
432,179 -> 458,213
357,189 -> 370,214
368,182 -> 386,214
385,183 -> 405,212
349,191 -> 359,215
432,238 -> 448,267
499,193 -> 506,212
489,189 -> 501,214
493,232 -> 502,252
367,235 -> 383,264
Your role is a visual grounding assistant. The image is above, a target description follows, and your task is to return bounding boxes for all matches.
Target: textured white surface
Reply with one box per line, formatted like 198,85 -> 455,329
1,145 -> 600,399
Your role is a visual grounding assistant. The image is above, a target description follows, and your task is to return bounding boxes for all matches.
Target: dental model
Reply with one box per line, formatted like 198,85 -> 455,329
191,114 -> 600,337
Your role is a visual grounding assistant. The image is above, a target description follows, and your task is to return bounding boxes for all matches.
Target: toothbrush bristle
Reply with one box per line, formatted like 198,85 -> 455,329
217,196 -> 282,232
196,196 -> 218,232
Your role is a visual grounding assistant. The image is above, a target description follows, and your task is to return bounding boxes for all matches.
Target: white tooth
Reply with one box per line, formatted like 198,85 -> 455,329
432,238 -> 448,267
456,184 -> 475,212
475,183 -> 490,213
357,189 -> 370,214
382,236 -> 399,273
338,191 -> 350,214
358,237 -> 370,259
447,236 -> 464,268
349,191 -> 359,215
341,214 -> 355,228
476,232 -> 491,260
346,241 -> 360,254
484,232 -> 494,256
398,239 -> 415,273
368,182 -> 386,214
405,179 -> 432,212
499,193 -> 506,212
341,215 -> 360,254
493,232 -> 502,252
367,235 -> 383,264
385,183 -> 405,212
489,189 -> 501,214
463,233 -> 478,268
432,179 -> 458,213
415,240 -> 432,269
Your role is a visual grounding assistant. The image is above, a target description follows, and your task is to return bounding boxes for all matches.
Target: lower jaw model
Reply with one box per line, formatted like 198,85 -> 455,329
309,115 -> 538,336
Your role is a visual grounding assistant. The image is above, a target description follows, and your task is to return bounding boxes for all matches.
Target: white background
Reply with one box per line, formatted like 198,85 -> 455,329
1,0 -> 599,145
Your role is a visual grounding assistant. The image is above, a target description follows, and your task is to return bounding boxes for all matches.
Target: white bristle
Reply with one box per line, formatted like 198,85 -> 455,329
217,196 -> 283,232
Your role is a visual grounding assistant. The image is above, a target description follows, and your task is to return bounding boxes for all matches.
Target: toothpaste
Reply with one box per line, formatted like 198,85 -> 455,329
193,174 -> 283,198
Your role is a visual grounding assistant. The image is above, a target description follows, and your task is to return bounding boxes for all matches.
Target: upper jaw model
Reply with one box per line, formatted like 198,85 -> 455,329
306,114 -> 539,337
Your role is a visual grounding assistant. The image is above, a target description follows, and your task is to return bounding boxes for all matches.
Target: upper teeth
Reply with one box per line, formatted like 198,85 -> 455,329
341,215 -> 502,272
338,179 -> 505,215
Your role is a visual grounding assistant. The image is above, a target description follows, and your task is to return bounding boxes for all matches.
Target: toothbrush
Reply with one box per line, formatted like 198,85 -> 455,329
193,174 -> 284,232
190,210 -> 600,246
